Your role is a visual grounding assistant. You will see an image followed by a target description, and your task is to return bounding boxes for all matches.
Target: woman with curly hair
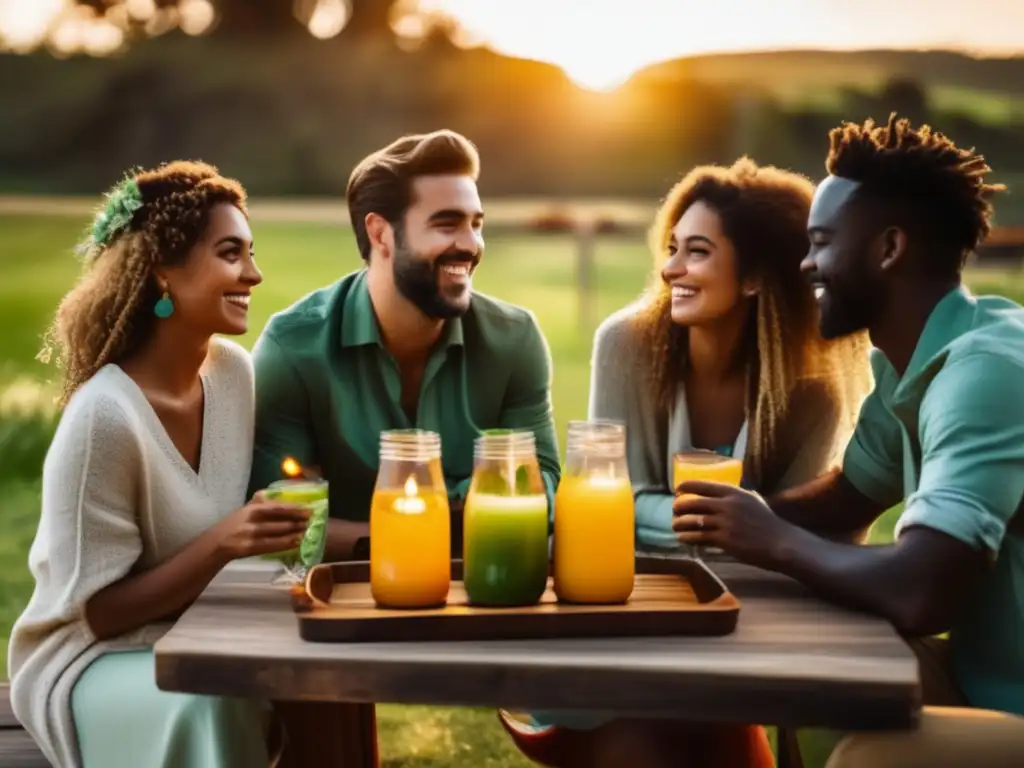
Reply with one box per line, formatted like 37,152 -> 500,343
7,161 -> 309,768
500,157 -> 874,767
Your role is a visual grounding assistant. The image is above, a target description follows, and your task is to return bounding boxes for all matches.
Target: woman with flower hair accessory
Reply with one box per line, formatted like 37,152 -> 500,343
7,161 -> 309,767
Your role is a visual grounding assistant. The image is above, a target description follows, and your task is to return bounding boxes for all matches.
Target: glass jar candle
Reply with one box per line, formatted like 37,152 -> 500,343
369,429 -> 451,609
463,430 -> 549,607
553,420 -> 635,604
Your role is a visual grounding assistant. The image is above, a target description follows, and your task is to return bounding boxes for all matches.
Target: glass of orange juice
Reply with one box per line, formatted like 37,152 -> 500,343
370,429 -> 451,609
553,420 -> 635,604
673,450 -> 743,557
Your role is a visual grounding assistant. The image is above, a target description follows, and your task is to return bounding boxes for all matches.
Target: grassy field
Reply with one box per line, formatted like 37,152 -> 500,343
3,213 -> 1024,767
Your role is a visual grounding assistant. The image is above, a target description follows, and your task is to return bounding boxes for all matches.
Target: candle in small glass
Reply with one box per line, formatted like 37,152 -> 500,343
553,420 -> 635,604
463,430 -> 549,607
369,430 -> 451,609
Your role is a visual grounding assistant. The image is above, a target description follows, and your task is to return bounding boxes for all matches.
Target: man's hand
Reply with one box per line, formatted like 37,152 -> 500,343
325,519 -> 370,562
674,484 -> 994,637
672,481 -> 796,569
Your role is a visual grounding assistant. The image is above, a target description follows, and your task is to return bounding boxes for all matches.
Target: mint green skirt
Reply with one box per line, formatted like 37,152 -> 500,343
72,650 -> 269,768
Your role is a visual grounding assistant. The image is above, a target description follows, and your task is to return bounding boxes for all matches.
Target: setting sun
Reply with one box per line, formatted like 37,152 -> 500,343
558,53 -> 644,93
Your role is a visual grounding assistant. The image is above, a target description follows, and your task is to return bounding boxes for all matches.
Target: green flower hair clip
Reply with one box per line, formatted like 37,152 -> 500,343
85,176 -> 144,252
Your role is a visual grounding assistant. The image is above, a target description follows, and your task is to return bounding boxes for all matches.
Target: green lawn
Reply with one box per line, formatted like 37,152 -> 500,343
0,214 -> 654,768
2,213 -> 1023,767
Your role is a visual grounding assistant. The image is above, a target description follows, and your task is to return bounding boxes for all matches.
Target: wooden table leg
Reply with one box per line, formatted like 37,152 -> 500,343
776,726 -> 805,768
273,701 -> 378,768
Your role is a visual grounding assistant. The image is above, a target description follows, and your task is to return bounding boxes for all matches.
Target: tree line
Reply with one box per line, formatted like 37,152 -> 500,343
1,4 -> 1022,223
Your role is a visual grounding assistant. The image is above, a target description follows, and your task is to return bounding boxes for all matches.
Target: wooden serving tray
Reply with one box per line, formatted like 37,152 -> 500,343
291,556 -> 739,642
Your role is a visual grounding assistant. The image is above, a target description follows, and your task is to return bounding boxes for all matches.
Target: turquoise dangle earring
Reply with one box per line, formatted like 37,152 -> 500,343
154,289 -> 174,319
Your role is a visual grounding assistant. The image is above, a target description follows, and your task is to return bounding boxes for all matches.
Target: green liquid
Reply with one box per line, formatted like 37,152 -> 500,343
263,480 -> 329,567
463,493 -> 549,607
265,480 -> 328,505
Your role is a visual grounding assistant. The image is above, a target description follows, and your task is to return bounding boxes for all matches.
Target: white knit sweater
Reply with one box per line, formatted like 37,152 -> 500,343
7,337 -> 255,768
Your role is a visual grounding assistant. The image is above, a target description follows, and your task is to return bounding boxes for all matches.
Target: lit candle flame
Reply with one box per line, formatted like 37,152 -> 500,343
282,457 -> 302,479
394,474 -> 426,515
404,474 -> 419,497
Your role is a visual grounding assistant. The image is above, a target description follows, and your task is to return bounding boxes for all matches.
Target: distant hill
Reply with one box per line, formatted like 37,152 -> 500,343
0,39 -> 1020,214
642,49 -> 1024,95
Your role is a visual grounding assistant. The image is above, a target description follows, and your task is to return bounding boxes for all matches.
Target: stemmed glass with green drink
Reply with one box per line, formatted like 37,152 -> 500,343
261,458 -> 330,578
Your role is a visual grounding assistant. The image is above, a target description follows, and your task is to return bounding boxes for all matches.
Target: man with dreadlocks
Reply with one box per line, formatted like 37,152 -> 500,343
675,114 -> 1024,764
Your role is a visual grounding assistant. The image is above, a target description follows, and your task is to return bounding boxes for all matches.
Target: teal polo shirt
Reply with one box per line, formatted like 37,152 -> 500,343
247,269 -> 560,522
843,286 -> 1024,716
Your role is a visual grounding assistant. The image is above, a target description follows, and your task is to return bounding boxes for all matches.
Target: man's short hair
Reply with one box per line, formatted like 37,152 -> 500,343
346,129 -> 480,261
825,113 -> 1005,276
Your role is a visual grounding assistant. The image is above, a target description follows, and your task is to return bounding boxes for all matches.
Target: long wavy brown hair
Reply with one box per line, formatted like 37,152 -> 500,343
635,158 -> 873,491
41,160 -> 247,407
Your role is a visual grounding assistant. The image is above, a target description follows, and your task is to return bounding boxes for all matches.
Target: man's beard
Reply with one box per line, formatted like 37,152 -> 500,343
817,256 -> 882,340
392,234 -> 476,320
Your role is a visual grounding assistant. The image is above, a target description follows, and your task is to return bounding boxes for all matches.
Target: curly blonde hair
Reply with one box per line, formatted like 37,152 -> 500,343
41,160 -> 247,407
636,158 -> 873,491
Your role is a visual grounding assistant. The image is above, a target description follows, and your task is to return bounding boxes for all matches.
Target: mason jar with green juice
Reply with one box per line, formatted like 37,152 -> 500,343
462,430 -> 549,607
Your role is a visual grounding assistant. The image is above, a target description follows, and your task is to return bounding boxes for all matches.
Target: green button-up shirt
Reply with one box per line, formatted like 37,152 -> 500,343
247,269 -> 560,523
843,286 -> 1024,716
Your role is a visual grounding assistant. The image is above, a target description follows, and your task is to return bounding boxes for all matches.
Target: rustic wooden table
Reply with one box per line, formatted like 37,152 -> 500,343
154,558 -> 920,768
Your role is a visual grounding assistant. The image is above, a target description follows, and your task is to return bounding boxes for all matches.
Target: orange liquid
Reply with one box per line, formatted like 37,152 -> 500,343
673,455 -> 743,499
370,489 -> 451,608
553,474 -> 635,604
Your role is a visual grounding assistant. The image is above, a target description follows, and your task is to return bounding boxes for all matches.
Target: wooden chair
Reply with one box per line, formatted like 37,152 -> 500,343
777,726 -> 805,768
1,683 -> 49,767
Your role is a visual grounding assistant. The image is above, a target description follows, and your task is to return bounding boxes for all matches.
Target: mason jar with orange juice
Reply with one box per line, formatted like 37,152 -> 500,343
553,420 -> 635,604
369,429 -> 451,609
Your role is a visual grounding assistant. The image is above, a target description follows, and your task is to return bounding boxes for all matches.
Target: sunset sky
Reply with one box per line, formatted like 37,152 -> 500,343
1,0 -> 1022,91
418,0 -> 1024,89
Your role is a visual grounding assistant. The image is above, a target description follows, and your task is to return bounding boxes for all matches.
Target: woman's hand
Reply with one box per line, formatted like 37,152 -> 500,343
210,500 -> 310,563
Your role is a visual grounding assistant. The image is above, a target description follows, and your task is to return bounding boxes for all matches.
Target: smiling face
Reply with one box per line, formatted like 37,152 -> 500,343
156,202 -> 263,336
661,201 -> 754,327
802,176 -> 886,340
388,174 -> 485,319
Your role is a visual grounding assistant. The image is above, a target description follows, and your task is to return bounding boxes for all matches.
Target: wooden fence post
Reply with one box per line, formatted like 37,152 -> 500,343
575,220 -> 596,337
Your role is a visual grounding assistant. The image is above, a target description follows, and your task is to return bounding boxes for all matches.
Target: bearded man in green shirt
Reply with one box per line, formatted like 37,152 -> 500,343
247,130 -> 560,561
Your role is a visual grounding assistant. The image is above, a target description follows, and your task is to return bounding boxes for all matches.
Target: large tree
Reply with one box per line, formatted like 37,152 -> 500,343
68,0 -> 406,41
211,0 -> 305,37
342,0 -> 401,40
